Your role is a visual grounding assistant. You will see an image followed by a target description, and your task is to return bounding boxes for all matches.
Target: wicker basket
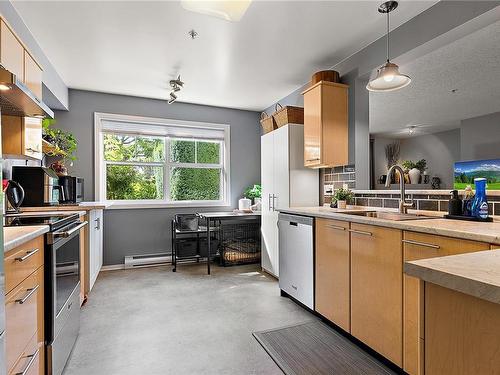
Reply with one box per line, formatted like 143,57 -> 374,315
273,103 -> 304,127
260,112 -> 276,134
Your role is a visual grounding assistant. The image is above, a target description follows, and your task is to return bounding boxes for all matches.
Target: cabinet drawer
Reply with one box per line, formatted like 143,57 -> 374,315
5,236 -> 44,293
8,332 -> 40,375
5,268 -> 42,371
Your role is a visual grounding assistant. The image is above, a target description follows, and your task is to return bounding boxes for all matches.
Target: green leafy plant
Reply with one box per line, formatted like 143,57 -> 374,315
42,119 -> 78,162
414,159 -> 427,173
244,184 -> 262,200
402,160 -> 416,172
334,188 -> 354,202
402,159 -> 427,173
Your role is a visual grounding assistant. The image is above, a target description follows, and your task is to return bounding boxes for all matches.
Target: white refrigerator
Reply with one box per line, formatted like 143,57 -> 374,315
260,124 -> 318,277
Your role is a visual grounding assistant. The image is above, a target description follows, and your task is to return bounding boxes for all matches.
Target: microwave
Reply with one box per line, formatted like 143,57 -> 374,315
59,176 -> 84,204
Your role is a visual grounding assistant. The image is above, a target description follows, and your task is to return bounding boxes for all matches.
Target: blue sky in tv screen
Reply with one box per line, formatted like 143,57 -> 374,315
454,159 -> 500,190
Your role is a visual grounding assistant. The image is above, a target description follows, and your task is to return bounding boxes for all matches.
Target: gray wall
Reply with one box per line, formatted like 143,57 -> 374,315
373,129 -> 461,189
264,1 -> 500,189
460,111 -> 500,161
54,89 -> 261,265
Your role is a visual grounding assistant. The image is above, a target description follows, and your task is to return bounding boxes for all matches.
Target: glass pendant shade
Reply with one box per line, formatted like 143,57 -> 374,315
366,61 -> 411,92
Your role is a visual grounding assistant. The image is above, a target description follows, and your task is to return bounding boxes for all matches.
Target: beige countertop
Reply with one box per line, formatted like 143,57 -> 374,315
4,225 -> 49,252
280,206 -> 500,244
405,250 -> 500,304
21,201 -> 109,212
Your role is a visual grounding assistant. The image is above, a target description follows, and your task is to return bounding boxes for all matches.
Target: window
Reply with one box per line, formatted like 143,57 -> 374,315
95,113 -> 230,208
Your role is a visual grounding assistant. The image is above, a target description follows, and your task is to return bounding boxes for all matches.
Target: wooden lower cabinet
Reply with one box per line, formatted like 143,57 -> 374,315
425,283 -> 500,375
350,223 -> 403,366
315,218 -> 350,331
4,236 -> 45,375
402,232 -> 490,375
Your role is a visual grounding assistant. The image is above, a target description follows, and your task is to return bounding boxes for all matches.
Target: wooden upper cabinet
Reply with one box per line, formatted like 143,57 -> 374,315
350,223 -> 403,367
0,19 -> 24,79
315,218 -> 351,332
402,232 -> 490,375
2,115 -> 43,159
24,51 -> 43,100
302,81 -> 348,168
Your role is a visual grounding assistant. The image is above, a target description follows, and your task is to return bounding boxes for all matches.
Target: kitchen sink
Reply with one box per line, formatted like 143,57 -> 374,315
342,211 -> 438,221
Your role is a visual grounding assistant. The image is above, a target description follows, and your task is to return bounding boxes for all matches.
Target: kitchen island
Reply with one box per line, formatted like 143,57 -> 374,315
405,250 -> 500,375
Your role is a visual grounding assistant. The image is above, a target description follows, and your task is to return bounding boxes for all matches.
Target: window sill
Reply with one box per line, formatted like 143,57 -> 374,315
105,200 -> 231,210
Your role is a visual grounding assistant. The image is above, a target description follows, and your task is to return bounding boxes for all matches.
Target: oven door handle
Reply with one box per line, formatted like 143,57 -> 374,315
53,221 -> 88,239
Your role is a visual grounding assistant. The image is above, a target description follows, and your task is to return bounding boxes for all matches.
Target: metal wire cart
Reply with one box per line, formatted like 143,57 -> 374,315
172,212 -> 261,273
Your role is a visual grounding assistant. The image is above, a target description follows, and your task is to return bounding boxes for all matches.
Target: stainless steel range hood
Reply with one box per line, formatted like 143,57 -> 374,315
0,65 -> 54,119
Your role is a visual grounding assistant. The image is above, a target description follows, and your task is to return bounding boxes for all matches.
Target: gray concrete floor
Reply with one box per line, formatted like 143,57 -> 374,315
63,263 -> 314,375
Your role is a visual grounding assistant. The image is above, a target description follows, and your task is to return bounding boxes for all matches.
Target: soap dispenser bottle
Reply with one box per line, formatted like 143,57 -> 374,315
471,178 -> 488,219
448,190 -> 462,216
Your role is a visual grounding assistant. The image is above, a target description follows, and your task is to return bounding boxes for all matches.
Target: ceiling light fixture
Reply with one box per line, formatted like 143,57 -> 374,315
408,125 -> 416,136
167,75 -> 184,104
366,1 -> 411,92
180,0 -> 252,22
0,83 -> 11,91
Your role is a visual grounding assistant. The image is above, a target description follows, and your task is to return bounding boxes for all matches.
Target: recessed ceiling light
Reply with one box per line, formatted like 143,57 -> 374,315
450,89 -> 458,93
181,0 -> 252,22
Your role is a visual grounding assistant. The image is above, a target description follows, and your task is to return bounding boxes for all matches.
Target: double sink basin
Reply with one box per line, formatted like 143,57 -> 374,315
342,211 -> 438,221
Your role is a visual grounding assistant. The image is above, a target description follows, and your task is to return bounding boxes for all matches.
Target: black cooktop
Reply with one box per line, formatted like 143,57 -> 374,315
4,213 -> 80,231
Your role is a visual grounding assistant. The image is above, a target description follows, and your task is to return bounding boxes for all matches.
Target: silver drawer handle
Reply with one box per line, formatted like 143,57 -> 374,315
53,221 -> 88,238
349,229 -> 373,236
15,348 -> 39,375
15,285 -> 39,304
402,239 -> 440,249
326,225 -> 346,231
15,248 -> 39,262
306,158 -> 320,162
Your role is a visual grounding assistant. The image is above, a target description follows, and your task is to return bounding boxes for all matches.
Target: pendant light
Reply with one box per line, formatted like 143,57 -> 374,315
366,1 -> 411,92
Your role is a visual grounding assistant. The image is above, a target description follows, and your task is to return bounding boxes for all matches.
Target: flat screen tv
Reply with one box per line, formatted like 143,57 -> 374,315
454,158 -> 500,190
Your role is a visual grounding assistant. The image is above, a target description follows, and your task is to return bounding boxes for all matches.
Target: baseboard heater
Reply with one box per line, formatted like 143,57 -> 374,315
124,252 -> 172,269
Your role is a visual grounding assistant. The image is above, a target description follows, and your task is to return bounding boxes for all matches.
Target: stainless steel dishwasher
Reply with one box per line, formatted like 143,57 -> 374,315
278,213 -> 314,309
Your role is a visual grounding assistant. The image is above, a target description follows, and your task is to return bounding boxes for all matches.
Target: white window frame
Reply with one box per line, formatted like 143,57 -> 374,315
94,112 -> 231,209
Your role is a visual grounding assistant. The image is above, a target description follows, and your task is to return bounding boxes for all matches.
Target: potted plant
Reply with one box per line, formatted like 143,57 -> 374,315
402,159 -> 427,184
244,184 -> 262,204
42,119 -> 78,175
385,141 -> 400,183
333,188 -> 354,209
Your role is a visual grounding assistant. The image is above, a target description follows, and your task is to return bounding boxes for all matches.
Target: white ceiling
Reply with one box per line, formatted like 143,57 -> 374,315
12,0 -> 436,111
370,19 -> 500,138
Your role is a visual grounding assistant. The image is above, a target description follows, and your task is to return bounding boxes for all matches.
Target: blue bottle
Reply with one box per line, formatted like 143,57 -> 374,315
471,178 -> 488,219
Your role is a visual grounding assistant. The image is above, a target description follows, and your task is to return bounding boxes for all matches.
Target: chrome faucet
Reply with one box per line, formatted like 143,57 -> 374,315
385,165 -> 414,214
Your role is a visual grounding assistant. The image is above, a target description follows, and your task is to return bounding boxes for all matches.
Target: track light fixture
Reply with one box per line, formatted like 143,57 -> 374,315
168,75 -> 184,104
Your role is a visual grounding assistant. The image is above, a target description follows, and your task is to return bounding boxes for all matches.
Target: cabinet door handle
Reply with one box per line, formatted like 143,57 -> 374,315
306,158 -> 320,162
272,194 -> 277,211
95,217 -> 101,230
15,285 -> 39,304
15,348 -> 39,375
326,225 -> 346,231
268,194 -> 273,211
26,147 -> 41,153
349,229 -> 373,236
15,248 -> 39,262
402,239 -> 440,249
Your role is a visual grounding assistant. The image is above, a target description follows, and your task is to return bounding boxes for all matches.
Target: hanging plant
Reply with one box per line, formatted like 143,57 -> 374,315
42,119 -> 78,162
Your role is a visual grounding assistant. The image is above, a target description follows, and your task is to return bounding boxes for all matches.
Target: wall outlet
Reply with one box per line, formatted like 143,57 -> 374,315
324,184 -> 333,196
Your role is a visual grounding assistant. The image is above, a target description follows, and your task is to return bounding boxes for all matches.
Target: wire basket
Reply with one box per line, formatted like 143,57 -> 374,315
221,222 -> 261,266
